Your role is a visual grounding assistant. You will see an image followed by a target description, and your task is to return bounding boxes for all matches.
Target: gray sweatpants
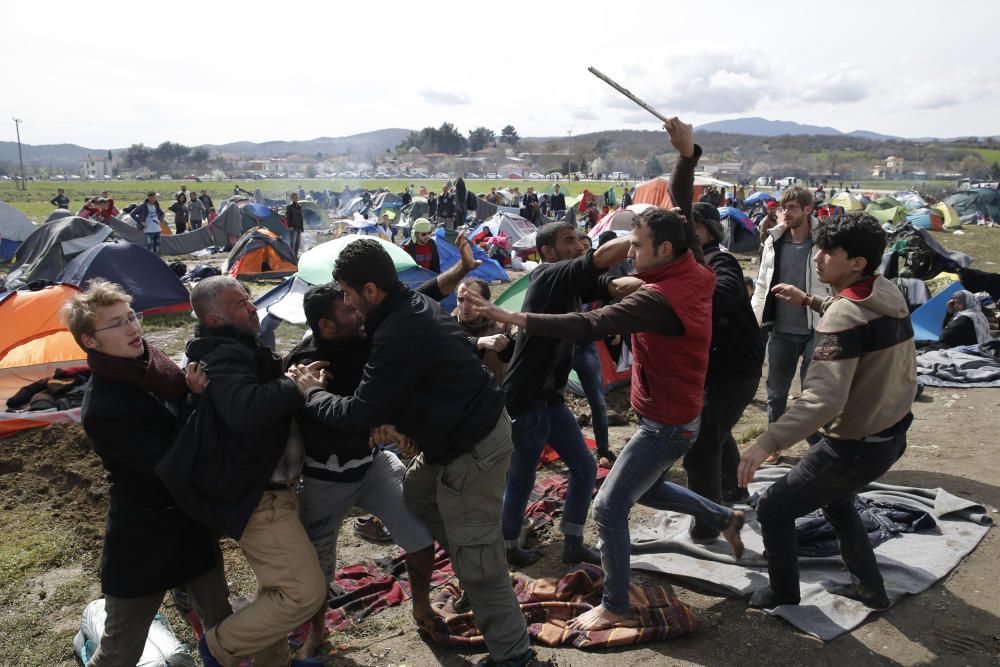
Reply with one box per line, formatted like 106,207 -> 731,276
299,450 -> 434,580
402,411 -> 529,663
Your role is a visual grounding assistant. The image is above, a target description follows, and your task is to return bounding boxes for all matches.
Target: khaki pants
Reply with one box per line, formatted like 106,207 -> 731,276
403,411 -> 530,662
206,490 -> 326,667
89,562 -> 231,667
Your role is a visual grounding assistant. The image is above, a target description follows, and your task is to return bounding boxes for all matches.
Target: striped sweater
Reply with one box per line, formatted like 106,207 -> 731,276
757,275 -> 916,453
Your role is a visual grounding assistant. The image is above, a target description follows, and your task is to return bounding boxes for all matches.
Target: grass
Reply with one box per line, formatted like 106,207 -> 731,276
0,178 -> 617,224
0,509 -> 82,607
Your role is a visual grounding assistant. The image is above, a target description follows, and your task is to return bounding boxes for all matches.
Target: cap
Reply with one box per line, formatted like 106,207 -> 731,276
382,209 -> 396,220
412,218 -> 433,233
692,202 -> 724,243
767,200 -> 778,209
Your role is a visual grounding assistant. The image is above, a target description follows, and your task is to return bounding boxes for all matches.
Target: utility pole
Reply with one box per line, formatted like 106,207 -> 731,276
13,118 -> 26,191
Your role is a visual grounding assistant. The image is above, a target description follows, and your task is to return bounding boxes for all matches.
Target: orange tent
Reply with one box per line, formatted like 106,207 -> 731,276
0,284 -> 87,438
630,174 -> 734,208
223,227 -> 298,280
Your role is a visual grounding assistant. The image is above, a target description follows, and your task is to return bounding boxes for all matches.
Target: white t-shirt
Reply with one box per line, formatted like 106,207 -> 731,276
144,204 -> 161,234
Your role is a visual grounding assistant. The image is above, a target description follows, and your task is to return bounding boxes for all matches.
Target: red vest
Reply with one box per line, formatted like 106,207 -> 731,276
630,251 -> 715,424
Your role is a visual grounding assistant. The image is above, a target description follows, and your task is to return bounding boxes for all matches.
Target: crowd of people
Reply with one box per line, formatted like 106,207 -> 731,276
66,118 -> 917,667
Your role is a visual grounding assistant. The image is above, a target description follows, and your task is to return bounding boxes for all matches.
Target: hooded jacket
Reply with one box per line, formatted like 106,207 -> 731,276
155,324 -> 303,539
756,275 -> 916,453
751,215 -> 826,330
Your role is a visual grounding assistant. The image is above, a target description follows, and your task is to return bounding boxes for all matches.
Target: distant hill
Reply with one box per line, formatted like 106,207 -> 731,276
0,128 -> 414,168
697,117 -> 845,137
199,128 -> 413,158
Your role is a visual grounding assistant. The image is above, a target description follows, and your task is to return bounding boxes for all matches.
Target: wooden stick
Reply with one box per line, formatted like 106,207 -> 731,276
587,66 -> 669,124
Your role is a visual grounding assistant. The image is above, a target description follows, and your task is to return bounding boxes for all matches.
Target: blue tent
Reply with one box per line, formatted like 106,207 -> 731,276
240,203 -> 290,243
434,228 -> 509,283
0,202 -> 36,262
744,191 -> 775,206
910,281 -> 963,341
718,207 -> 759,252
57,241 -> 191,315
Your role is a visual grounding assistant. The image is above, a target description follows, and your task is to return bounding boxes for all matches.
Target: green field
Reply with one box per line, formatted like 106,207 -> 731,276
0,179 -> 619,223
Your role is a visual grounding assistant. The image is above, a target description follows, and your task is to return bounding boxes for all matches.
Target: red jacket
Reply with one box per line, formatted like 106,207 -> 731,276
631,251 -> 715,424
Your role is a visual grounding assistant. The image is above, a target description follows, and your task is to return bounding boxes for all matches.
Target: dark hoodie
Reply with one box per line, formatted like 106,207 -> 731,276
155,324 -> 303,539
703,242 -> 764,385
284,336 -> 373,482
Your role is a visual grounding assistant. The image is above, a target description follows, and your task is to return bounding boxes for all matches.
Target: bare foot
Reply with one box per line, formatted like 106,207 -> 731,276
412,599 -> 441,634
723,510 -> 745,561
296,614 -> 325,659
567,604 -> 639,631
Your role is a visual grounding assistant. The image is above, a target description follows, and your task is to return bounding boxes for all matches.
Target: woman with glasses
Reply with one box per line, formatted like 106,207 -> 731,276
63,280 -> 231,666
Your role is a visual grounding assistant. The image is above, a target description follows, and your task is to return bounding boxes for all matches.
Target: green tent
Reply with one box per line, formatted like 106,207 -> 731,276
297,234 -> 415,285
865,196 -> 907,225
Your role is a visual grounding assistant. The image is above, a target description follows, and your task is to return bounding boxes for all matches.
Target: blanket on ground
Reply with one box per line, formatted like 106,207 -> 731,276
629,466 -> 992,641
917,344 -> 1000,387
426,563 -> 700,649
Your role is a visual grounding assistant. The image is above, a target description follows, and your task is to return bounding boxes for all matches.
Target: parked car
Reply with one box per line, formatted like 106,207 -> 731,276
466,172 -> 480,178
528,172 -> 544,179
433,172 -> 449,179
486,172 -> 498,179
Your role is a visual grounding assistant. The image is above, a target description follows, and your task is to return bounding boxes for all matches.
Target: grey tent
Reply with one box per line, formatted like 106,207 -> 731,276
0,202 -> 37,262
6,216 -> 112,288
944,188 -> 1000,222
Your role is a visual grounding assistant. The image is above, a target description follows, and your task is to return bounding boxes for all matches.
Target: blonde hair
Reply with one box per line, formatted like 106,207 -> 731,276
62,279 -> 133,347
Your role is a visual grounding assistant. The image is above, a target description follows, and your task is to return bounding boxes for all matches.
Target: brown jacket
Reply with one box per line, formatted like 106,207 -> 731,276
757,275 -> 916,453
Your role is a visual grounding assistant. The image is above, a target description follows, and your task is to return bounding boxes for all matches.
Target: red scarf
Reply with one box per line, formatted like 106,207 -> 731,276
86,339 -> 187,405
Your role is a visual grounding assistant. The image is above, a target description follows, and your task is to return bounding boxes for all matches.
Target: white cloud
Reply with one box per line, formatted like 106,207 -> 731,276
418,89 -> 471,106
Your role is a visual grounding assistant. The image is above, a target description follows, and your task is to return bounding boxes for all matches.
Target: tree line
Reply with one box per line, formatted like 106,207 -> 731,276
397,124 -> 521,155
122,142 -> 212,171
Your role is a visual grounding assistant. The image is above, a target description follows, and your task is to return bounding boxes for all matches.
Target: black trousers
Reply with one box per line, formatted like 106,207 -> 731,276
683,372 -> 760,535
756,415 -> 911,601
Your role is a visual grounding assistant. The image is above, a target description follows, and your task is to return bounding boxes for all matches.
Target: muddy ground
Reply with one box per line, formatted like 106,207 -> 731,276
1,380 -> 997,666
1,241 -> 998,665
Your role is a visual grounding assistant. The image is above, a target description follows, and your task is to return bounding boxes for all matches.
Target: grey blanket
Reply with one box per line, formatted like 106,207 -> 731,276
916,346 -> 1000,387
629,466 -> 992,641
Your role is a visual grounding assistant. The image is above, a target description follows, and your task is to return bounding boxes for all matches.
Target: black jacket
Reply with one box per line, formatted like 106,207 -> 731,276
82,374 -> 220,597
550,192 -> 566,211
402,238 -> 441,273
940,311 -> 978,347
703,244 -> 764,385
284,336 -> 373,482
302,287 -> 504,464
130,201 -> 167,225
286,202 -> 304,232
155,325 -> 303,539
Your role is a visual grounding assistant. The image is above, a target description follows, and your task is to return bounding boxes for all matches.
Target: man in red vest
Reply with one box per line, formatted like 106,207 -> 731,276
467,118 -> 746,631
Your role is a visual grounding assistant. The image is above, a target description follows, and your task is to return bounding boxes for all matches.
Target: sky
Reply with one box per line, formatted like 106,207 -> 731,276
3,0 -> 998,149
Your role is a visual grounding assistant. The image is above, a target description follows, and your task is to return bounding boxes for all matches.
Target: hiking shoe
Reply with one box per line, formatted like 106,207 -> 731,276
453,589 -> 472,613
353,516 -> 392,542
197,636 -> 223,667
477,648 -> 538,666
826,582 -> 890,610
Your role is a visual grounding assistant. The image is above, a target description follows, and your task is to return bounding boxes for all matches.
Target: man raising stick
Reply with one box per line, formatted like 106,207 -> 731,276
468,118 -> 745,631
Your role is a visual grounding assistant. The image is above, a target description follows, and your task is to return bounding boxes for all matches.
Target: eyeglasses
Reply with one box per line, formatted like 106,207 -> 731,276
94,311 -> 143,332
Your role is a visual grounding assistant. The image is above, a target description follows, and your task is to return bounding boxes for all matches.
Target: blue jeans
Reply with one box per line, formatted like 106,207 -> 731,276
572,342 -> 609,453
765,330 -> 815,423
593,415 -> 733,614
145,232 -> 160,254
502,404 -> 597,541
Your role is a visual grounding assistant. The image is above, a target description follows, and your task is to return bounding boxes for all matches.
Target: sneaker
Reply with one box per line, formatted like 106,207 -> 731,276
353,516 -> 392,542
